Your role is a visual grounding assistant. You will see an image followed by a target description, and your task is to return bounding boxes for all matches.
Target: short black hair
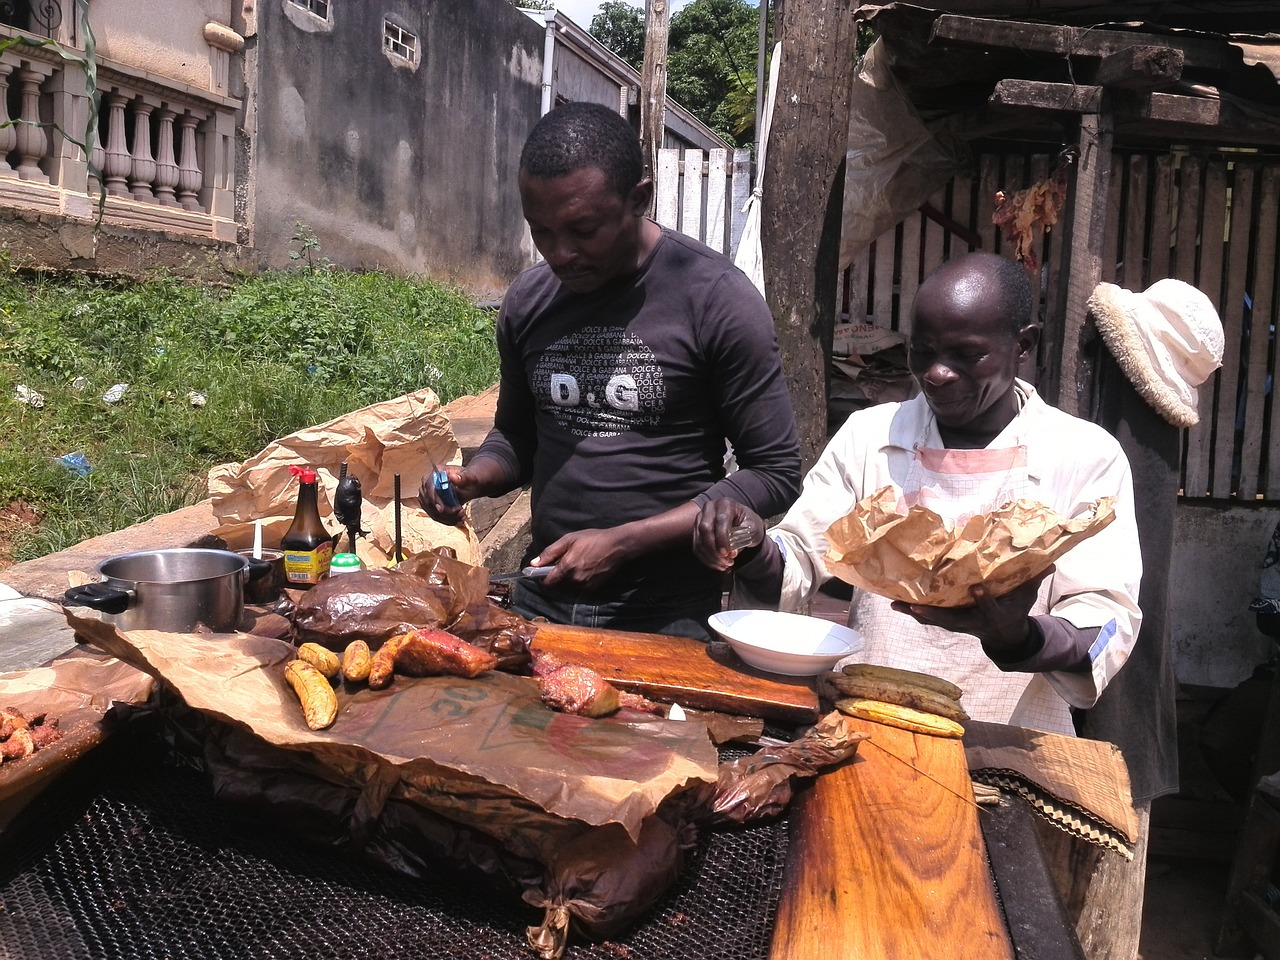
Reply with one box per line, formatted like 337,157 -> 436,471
519,101 -> 644,199
924,252 -> 1034,336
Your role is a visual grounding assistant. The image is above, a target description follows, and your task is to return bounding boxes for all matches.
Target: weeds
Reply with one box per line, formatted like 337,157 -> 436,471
0,265 -> 499,562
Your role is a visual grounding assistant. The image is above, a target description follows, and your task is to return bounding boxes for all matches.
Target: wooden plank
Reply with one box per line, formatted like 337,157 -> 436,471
528,623 -> 820,725
921,187 -> 947,281
680,148 -> 705,243
1122,154 -> 1149,289
655,147 -> 680,230
872,227 -> 896,327
1101,152 -> 1123,285
1241,167 -> 1277,499
979,797 -> 1086,960
845,249 -> 869,323
1172,154 -> 1203,285
770,717 -> 1013,960
1149,153 -> 1175,280
1141,91 -> 1222,126
1092,45 -> 1184,88
705,148 -> 728,254
978,152 -> 1002,255
950,171 -> 976,256
929,15 -> 1239,72
899,211 -> 923,329
1051,112 -> 1113,416
1185,160 -> 1227,497
1212,164 -> 1255,499
729,147 -> 752,259
989,79 -> 1102,113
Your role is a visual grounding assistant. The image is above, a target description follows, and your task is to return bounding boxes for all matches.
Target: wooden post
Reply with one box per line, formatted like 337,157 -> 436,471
640,0 -> 669,192
1045,108 -> 1114,416
760,0 -> 861,469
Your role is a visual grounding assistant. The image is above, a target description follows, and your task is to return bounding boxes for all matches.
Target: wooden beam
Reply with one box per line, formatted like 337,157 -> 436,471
762,0 -> 861,468
989,79 -> 1101,113
930,15 -> 1239,73
1045,109 -> 1114,415
640,0 -> 670,191
1142,90 -> 1222,125
1091,45 -> 1184,89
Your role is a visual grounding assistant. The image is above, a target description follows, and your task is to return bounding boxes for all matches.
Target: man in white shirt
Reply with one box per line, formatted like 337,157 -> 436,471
694,251 -> 1142,736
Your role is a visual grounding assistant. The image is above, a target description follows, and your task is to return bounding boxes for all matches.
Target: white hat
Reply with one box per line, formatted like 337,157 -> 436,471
1086,278 -> 1225,428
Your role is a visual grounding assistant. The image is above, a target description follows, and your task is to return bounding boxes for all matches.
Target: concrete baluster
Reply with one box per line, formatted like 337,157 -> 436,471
14,66 -> 49,182
0,63 -> 16,176
176,112 -> 203,211
101,91 -> 131,196
128,98 -> 156,201
153,107 -> 179,206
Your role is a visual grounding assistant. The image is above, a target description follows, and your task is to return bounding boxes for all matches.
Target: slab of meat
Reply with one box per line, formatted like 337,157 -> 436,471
368,627 -> 498,689
538,664 -> 621,718
0,707 -> 61,762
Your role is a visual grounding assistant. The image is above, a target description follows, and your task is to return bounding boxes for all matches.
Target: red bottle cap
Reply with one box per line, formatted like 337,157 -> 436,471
289,465 -> 317,483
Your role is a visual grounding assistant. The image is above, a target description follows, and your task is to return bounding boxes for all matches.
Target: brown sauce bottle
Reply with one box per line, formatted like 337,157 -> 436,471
280,465 -> 332,586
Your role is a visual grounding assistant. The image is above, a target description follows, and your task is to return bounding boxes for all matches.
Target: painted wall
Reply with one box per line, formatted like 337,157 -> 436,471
92,0 -> 230,89
1171,502 -> 1278,688
246,0 -> 542,297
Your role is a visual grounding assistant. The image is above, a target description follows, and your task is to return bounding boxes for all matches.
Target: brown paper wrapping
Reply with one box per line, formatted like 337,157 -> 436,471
207,387 -> 480,567
824,485 -> 1116,607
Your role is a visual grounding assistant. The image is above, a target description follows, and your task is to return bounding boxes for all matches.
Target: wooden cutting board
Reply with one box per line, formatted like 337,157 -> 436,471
529,623 -> 820,724
770,716 -> 1014,960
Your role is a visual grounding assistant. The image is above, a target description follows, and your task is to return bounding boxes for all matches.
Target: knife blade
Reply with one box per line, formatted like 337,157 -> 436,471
489,565 -> 556,582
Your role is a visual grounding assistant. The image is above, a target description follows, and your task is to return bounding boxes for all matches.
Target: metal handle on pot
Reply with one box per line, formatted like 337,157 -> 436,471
63,583 -> 135,615
245,557 -> 274,583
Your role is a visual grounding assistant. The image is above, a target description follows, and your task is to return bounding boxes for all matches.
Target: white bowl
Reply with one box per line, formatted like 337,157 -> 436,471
708,610 -> 864,677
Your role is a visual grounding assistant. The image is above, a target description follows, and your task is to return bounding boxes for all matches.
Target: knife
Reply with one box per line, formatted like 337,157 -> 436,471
489,565 -> 556,582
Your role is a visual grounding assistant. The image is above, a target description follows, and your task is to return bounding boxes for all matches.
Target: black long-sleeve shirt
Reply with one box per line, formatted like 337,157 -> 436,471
476,227 -> 801,605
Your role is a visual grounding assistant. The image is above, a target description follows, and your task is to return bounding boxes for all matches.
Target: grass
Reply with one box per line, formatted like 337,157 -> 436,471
0,262 -> 500,563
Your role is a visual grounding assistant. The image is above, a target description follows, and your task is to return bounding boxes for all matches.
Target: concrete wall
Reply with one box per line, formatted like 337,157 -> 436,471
92,0 -> 231,89
1171,501 -> 1279,688
245,0 -> 542,297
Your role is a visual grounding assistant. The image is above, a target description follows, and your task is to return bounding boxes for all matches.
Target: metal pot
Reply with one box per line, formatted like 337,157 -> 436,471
63,548 -> 255,632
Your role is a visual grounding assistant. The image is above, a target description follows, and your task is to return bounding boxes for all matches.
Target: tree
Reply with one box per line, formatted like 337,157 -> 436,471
589,1 -> 645,71
667,0 -> 761,146
510,0 -> 555,9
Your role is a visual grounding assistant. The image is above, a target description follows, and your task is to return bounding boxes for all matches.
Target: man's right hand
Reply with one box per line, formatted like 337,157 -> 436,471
417,465 -> 470,526
693,499 -> 765,573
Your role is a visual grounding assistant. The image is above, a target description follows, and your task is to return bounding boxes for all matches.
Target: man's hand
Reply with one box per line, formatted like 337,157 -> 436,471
535,528 -> 634,591
693,499 -> 765,573
890,566 -> 1055,660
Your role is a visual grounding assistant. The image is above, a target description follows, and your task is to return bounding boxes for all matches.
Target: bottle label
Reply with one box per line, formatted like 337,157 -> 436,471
283,542 -> 333,585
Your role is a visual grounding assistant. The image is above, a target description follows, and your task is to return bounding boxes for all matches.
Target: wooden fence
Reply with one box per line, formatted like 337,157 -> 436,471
654,147 -> 754,260
842,149 -> 1280,503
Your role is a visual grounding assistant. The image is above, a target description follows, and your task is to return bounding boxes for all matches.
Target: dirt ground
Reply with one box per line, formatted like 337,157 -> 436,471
1140,855 -> 1234,959
0,499 -> 38,573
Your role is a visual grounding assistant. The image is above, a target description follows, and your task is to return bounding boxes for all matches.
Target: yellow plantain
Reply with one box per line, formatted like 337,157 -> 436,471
341,639 -> 372,683
835,696 -> 965,739
841,662 -> 962,701
821,671 -> 970,723
296,641 -> 341,679
284,659 -> 338,730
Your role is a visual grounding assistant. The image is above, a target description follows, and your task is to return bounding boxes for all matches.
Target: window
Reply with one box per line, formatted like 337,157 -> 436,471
383,19 -> 417,64
289,0 -> 329,21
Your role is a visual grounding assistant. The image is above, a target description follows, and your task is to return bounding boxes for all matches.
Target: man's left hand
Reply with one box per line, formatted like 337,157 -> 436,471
890,566 -> 1054,659
534,528 -> 631,591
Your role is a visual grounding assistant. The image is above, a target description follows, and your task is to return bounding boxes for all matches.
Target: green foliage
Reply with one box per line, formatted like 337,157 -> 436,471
0,264 -> 500,561
590,1 -> 645,71
668,0 -> 762,148
509,0 -> 554,9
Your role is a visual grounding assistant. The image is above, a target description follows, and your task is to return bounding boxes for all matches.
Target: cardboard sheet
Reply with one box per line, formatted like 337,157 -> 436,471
964,719 -> 1138,856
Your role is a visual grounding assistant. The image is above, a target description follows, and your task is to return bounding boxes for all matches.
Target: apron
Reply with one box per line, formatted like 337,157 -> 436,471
846,400 -> 1076,734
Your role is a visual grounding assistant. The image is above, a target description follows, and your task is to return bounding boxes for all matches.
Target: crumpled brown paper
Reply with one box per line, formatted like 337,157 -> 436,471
824,485 -> 1116,607
207,388 -> 479,567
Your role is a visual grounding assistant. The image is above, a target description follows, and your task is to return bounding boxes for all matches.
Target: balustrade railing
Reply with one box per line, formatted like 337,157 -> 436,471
0,26 -> 238,242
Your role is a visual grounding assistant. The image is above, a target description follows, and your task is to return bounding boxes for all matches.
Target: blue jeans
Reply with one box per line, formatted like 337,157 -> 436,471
511,579 -> 718,642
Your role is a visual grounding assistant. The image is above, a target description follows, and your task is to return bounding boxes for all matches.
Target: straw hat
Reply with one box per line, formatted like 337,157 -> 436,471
1086,279 -> 1224,428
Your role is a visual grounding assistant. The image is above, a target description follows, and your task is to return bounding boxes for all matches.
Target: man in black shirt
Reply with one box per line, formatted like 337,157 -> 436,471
420,101 -> 800,639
